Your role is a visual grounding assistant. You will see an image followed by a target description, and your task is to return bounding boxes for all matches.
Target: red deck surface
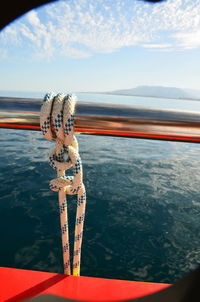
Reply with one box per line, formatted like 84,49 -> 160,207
0,267 -> 170,302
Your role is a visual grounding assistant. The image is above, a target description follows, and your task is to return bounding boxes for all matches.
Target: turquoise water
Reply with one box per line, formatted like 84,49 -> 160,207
0,92 -> 200,283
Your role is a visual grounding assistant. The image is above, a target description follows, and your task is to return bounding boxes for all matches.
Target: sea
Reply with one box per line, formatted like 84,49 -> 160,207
0,91 -> 200,284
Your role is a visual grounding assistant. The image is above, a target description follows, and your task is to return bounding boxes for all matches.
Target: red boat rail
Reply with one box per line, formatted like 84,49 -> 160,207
0,267 -> 169,302
1,96 -> 200,143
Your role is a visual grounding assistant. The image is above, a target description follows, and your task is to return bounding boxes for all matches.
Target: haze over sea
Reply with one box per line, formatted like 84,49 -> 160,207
0,91 -> 200,283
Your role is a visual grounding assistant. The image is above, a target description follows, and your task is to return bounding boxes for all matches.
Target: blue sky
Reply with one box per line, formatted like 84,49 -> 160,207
0,0 -> 200,92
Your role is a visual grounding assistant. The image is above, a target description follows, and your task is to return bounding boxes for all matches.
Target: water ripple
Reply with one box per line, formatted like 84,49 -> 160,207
0,128 -> 200,283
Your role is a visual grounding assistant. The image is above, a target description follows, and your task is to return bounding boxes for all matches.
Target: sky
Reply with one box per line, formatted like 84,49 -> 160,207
0,0 -> 200,93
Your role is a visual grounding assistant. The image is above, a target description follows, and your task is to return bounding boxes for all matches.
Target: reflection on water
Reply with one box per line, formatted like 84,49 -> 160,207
0,128 -> 200,283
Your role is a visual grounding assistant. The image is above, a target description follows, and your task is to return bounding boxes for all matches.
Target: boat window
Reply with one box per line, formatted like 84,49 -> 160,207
0,0 -> 200,286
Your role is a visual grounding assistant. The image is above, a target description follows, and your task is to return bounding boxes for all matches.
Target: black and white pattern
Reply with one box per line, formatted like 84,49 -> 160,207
40,92 -> 86,276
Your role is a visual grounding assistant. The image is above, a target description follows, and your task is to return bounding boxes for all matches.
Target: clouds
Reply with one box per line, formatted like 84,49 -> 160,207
172,30 -> 200,50
1,0 -> 200,60
26,11 -> 41,27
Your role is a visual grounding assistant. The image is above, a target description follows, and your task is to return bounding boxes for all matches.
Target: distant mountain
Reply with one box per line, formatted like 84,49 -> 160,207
107,86 -> 200,100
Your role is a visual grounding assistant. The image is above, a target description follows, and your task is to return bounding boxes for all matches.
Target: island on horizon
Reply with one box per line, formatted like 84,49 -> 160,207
85,85 -> 200,101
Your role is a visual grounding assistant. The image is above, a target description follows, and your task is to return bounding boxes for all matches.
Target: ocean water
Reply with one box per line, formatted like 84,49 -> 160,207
0,92 -> 200,283
2,89 -> 200,111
